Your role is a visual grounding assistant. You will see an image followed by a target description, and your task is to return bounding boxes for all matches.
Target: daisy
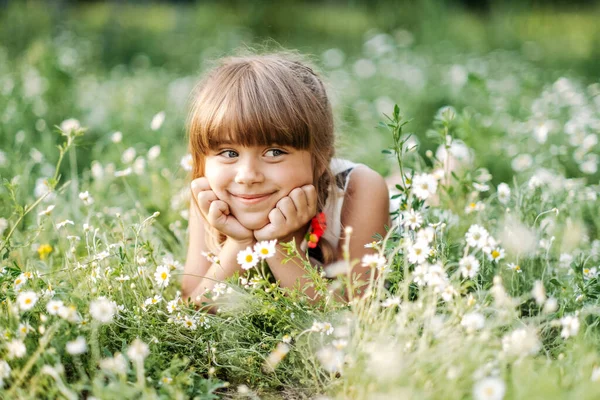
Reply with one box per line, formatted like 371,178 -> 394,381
465,225 -> 489,249
473,376 -> 506,400
78,191 -> 94,206
361,253 -> 387,270
17,291 -> 38,311
487,247 -> 505,263
254,240 -> 277,259
166,299 -> 179,314
150,111 -> 165,131
583,267 -> 598,280
461,312 -> 485,333
506,263 -> 522,273
46,299 -> 64,315
18,323 -> 33,337
465,201 -> 485,214
237,247 -> 259,270
14,273 -> 28,290
111,131 -> 122,143
402,209 -> 423,230
411,173 -> 438,200
38,205 -> 55,216
497,183 -> 511,204
0,360 -> 10,387
459,255 -> 480,279
115,274 -> 131,282
56,219 -> 74,229
180,154 -> 193,172
144,295 -> 162,307
182,315 -> 197,330
407,239 -> 430,265
66,336 -> 88,355
154,265 -> 171,288
6,339 -> 27,359
89,297 -> 116,324
127,338 -> 149,362
148,145 -> 161,160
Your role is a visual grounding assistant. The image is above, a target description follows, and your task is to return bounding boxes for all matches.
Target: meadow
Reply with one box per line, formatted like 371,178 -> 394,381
1,2 -> 600,399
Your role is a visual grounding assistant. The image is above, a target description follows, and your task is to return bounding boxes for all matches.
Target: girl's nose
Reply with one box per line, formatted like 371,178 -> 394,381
234,160 -> 264,185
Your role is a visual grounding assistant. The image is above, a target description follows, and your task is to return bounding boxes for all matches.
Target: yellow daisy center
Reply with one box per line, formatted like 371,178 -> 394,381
261,248 -> 269,255
161,272 -> 168,280
25,298 -> 32,305
491,250 -> 500,259
245,254 -> 253,262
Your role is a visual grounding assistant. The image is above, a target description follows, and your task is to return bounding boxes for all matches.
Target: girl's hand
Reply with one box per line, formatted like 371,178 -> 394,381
191,177 -> 254,244
254,185 -> 317,242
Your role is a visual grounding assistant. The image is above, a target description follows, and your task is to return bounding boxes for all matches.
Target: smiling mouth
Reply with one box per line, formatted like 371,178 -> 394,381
230,192 -> 275,205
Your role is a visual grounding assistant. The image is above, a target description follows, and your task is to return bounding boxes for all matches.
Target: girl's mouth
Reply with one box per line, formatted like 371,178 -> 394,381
230,192 -> 274,205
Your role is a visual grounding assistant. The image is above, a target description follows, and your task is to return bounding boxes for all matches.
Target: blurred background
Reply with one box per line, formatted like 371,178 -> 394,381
1,0 -> 599,184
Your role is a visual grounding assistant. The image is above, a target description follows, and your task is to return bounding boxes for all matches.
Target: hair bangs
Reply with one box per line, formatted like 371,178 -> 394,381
197,64 -> 312,152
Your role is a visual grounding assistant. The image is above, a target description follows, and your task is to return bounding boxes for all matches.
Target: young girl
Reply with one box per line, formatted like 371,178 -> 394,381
182,52 -> 390,304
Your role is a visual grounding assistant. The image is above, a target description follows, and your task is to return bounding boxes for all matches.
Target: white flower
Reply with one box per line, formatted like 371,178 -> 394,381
402,209 -> 423,230
361,253 -> 387,270
316,347 -> 344,373
506,263 -> 522,273
111,131 -> 122,143
560,315 -> 580,339
473,377 -> 506,400
0,360 -> 11,388
583,267 -> 598,280
46,299 -> 64,315
99,353 -> 127,375
381,296 -> 401,308
147,145 -> 161,160
14,273 -> 28,290
254,240 -> 277,259
6,339 -> 27,359
497,183 -> 511,204
460,312 -> 485,333
154,265 -> 171,288
166,299 -> 179,314
56,219 -> 74,229
66,336 -> 88,355
310,320 -> 334,335
237,247 -> 259,270
411,173 -> 438,200
17,291 -> 38,311
182,315 -> 198,330
78,191 -> 94,206
532,280 -> 546,305
114,167 -> 132,177
501,327 -> 540,358
487,247 -> 505,263
407,238 -> 430,265
543,297 -> 558,313
459,255 -> 480,279
150,111 -> 165,131
180,154 -> 193,171
465,201 -> 485,214
127,338 -> 149,362
121,147 -> 136,164
144,295 -> 162,307
38,205 -> 55,216
465,225 -> 489,249
90,297 -> 116,324
60,118 -> 81,133
473,182 -> 489,192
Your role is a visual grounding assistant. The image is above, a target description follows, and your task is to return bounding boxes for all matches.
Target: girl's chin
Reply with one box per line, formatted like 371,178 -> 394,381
234,213 -> 270,231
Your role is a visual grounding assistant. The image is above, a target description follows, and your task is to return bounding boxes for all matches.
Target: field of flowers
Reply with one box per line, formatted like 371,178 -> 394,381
2,2 -> 600,399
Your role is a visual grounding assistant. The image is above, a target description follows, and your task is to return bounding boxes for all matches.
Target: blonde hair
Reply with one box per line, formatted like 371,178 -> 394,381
187,51 -> 337,263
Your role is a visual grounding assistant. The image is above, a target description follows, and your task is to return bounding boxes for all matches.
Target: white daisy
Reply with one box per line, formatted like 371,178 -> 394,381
17,291 -> 38,311
465,225 -> 489,249
56,219 -> 74,229
237,247 -> 259,270
127,338 -> 149,362
154,265 -> 171,288
254,240 -> 277,260
411,173 -> 438,200
459,255 -> 480,279
461,312 -> 485,333
144,294 -> 162,307
402,209 -> 423,230
38,205 -> 55,216
6,339 -> 27,359
560,315 -> 580,339
46,299 -> 64,315
66,336 -> 88,355
497,183 -> 511,204
506,263 -> 522,273
407,239 -> 430,265
473,376 -> 506,400
89,297 -> 116,324
180,154 -> 193,172
361,253 -> 387,270
150,111 -> 165,131
487,247 -> 505,263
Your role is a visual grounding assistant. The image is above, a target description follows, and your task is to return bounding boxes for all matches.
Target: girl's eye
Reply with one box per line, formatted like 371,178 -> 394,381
265,148 -> 286,157
218,150 -> 238,158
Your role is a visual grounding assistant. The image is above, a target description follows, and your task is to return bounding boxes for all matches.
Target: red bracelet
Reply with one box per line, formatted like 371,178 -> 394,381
306,212 -> 327,249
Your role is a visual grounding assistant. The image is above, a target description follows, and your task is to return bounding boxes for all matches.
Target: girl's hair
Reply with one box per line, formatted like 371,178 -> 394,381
187,51 -> 337,263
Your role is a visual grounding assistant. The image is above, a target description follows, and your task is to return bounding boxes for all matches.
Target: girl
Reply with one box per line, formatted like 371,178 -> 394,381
182,52 -> 390,304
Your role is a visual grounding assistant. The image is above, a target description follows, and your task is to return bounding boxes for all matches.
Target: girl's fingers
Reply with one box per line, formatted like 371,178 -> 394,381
302,185 -> 318,215
289,187 -> 309,214
191,177 -> 211,195
276,197 -> 296,221
206,200 -> 229,227
197,190 -> 218,216
268,207 -> 286,226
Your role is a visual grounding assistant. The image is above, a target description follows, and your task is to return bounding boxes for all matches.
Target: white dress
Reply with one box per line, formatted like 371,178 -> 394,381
301,158 -> 359,261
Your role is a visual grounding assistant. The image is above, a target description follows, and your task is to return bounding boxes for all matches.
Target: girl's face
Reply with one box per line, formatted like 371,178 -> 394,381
204,144 -> 314,230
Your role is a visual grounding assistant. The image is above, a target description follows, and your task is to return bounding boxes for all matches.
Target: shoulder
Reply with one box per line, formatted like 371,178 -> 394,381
345,165 -> 389,199
341,165 -> 389,226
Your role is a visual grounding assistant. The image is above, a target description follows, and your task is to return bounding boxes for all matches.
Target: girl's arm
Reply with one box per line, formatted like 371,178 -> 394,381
337,165 -> 390,294
182,196 -> 254,305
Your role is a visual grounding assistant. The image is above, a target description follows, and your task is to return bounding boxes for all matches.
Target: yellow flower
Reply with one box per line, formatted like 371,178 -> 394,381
38,244 -> 53,260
